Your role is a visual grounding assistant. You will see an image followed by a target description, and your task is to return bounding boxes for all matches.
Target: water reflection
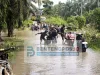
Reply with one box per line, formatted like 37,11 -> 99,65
10,30 -> 100,75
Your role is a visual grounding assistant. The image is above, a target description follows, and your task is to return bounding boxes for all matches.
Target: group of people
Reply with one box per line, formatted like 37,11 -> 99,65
34,22 -> 85,45
35,23 -> 70,44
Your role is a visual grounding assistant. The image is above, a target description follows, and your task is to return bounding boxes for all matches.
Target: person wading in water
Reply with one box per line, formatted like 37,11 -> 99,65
35,30 -> 48,44
60,25 -> 65,43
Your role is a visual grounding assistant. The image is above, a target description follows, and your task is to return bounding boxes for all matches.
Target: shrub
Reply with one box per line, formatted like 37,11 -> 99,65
92,8 -> 100,31
82,26 -> 98,43
75,16 -> 86,29
83,11 -> 93,24
45,16 -> 67,25
83,8 -> 100,31
23,20 -> 33,26
67,16 -> 78,29
31,16 -> 36,21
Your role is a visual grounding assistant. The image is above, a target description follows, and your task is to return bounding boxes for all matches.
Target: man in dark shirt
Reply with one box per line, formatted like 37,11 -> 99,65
76,33 -> 82,40
36,31 -> 48,44
76,33 -> 83,51
60,25 -> 65,42
51,28 -> 57,43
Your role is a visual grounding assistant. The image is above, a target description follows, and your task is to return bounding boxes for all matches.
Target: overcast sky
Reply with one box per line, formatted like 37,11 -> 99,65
31,0 -> 67,8
50,0 -> 67,5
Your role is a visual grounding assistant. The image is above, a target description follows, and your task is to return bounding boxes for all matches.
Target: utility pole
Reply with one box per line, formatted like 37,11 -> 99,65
37,0 -> 42,23
98,0 -> 100,7
81,1 -> 83,16
38,0 -> 41,10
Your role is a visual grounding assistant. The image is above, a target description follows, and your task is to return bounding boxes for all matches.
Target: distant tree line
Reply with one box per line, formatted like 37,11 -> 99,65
42,0 -> 100,31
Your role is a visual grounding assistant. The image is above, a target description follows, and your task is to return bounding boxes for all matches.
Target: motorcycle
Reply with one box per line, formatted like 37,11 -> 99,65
82,42 -> 88,52
0,47 -> 16,75
0,60 -> 13,75
76,33 -> 88,52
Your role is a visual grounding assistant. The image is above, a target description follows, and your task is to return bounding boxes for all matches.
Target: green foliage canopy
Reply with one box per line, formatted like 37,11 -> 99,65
75,16 -> 86,29
45,16 -> 67,25
67,16 -> 78,29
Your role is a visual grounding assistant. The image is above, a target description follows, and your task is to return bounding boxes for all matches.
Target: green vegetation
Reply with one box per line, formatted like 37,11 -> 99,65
42,0 -> 100,51
0,0 -> 100,51
0,38 -> 24,49
0,0 -> 37,37
67,16 -> 78,30
0,0 -> 38,59
23,20 -> 33,27
0,37 -> 24,60
75,16 -> 86,29
6,38 -> 24,60
42,0 -> 53,15
45,16 -> 66,25
89,38 -> 100,51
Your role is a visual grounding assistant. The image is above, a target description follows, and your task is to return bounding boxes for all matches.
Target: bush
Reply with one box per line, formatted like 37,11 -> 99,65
77,25 -> 100,51
45,16 -> 67,25
90,38 -> 100,51
96,33 -> 100,38
82,26 -> 98,43
23,20 -> 33,26
83,8 -> 100,31
67,16 -> 78,29
0,21 -> 7,32
75,16 -> 86,29
92,8 -> 100,30
83,11 -> 93,24
31,16 -> 36,21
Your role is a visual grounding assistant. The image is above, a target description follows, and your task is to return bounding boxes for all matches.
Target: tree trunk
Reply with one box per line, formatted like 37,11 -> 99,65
0,31 -> 1,36
7,21 -> 14,37
18,19 -> 22,28
0,29 -> 3,42
0,29 -> 1,37
18,0 -> 22,28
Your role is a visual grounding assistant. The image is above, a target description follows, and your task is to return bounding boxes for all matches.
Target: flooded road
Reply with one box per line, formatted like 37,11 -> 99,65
10,29 -> 100,75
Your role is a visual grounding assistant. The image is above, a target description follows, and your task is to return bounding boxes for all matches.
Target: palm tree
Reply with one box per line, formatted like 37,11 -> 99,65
0,0 -> 38,37
0,0 -> 9,37
42,0 -> 53,15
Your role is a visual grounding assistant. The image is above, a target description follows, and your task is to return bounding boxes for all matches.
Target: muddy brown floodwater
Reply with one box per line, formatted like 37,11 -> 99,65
10,29 -> 100,75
